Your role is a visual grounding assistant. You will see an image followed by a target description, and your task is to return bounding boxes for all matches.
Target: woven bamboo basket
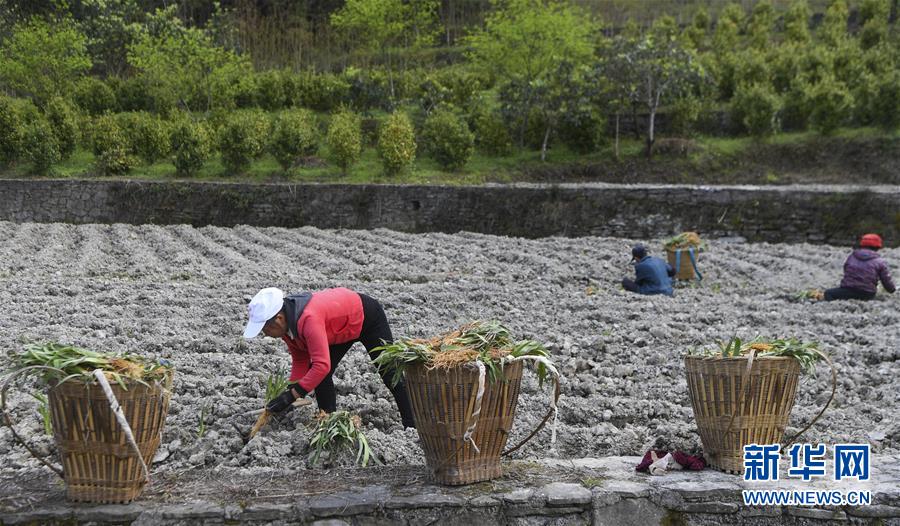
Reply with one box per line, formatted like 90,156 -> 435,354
46,375 -> 172,503
684,355 -> 801,473
405,360 -> 525,485
666,248 -> 700,281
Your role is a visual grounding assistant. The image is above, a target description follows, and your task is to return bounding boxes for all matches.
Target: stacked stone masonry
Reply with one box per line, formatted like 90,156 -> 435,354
0,180 -> 897,246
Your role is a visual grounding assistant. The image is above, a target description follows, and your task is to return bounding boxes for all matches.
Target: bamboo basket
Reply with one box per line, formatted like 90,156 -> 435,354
666,248 -> 700,281
684,355 -> 800,473
405,361 -> 524,485
46,375 -> 172,503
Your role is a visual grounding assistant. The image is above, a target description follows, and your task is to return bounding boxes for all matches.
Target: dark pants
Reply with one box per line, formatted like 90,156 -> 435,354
314,293 -> 416,428
622,278 -> 640,293
824,287 -> 875,301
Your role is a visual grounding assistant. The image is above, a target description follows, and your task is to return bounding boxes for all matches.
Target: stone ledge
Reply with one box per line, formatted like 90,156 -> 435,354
1,455 -> 898,525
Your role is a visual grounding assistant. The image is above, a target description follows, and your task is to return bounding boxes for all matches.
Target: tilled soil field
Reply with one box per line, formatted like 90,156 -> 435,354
0,222 -> 898,487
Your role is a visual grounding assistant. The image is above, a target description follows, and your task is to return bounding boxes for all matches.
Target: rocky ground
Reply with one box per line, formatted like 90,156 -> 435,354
0,222 -> 897,504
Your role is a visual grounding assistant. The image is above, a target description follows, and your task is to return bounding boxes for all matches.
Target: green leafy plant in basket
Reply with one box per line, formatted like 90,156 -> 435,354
370,320 -> 555,387
4,342 -> 173,387
664,231 -> 706,252
707,336 -> 826,375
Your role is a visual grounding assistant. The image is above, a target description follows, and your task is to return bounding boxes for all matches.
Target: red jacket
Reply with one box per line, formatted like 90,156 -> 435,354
282,288 -> 364,392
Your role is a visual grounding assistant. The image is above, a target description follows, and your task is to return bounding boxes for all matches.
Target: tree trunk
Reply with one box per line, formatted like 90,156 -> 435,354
615,112 -> 620,160
387,50 -> 396,102
541,125 -> 551,161
646,109 -> 655,158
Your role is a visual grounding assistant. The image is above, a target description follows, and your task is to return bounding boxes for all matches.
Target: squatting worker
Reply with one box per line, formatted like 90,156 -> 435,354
243,287 -> 415,428
824,234 -> 895,301
622,244 -> 675,296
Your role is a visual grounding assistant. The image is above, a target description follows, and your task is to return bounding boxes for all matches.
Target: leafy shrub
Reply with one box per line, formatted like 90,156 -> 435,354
377,111 -> 416,176
731,83 -> 783,138
346,68 -> 391,111
122,112 -> 171,164
470,105 -> 512,156
297,72 -> 351,112
170,117 -> 211,177
870,71 -> 900,131
22,117 -> 61,175
270,109 -> 319,170
217,110 -> 270,173
326,109 -> 362,174
91,114 -> 134,175
421,108 -> 474,171
0,96 -> 24,165
807,77 -> 854,135
73,77 -> 117,116
256,70 -> 291,111
558,109 -> 606,154
668,95 -> 704,138
44,96 -> 79,160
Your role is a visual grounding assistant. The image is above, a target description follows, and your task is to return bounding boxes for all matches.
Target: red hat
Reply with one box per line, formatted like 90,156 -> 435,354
860,233 -> 883,249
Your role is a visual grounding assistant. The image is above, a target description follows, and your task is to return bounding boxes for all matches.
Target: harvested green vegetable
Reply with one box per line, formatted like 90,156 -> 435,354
703,337 -> 825,375
664,232 -> 705,251
5,342 -> 172,388
309,411 -> 378,467
371,320 -> 552,387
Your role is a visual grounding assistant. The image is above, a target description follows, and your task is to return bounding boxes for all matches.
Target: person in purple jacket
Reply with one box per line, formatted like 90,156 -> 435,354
824,234 -> 895,301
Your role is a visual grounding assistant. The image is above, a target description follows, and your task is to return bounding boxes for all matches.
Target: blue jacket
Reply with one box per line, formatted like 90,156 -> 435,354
634,256 -> 674,296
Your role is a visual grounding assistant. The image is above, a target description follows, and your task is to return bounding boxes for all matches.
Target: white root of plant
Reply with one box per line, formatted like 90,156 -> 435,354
92,370 -> 150,483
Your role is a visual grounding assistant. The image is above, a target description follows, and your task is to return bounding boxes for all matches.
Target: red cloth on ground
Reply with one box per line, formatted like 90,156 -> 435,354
282,288 -> 364,392
635,449 -> 706,472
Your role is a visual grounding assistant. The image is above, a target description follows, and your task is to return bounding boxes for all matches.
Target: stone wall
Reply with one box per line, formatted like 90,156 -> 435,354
1,179 -> 898,246
1,457 -> 898,525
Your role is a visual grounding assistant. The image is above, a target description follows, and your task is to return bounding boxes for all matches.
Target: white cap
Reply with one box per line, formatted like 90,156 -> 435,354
243,287 -> 284,338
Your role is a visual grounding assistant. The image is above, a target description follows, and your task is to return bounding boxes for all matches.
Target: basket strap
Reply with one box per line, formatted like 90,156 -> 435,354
688,248 -> 702,281
674,249 -> 682,275
502,377 -> 560,457
501,354 -> 561,456
0,366 -> 65,478
780,349 -> 837,451
462,361 -> 486,454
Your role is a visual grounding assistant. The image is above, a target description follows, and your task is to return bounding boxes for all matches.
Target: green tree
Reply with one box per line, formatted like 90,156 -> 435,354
377,111 -> 416,176
170,117 -> 211,177
22,117 -> 61,175
467,0 -> 595,148
44,97 -> 79,160
217,110 -> 270,174
746,0 -> 775,49
819,0 -> 848,46
330,0 -> 439,100
808,75 -> 854,135
784,0 -> 811,43
326,109 -> 363,174
422,107 -> 474,171
713,3 -> 744,50
858,0 -> 890,49
0,96 -> 24,166
605,24 -> 705,157
731,83 -> 782,138
0,18 -> 91,104
127,8 -> 252,112
682,8 -> 710,50
75,0 -> 145,76
270,109 -> 319,171
869,71 -> 900,131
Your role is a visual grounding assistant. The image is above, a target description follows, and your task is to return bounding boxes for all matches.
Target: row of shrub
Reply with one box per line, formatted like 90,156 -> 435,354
70,66 -> 491,117
0,96 -> 486,176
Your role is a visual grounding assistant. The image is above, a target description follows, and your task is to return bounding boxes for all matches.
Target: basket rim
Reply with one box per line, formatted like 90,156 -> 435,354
49,369 -> 175,389
683,354 -> 801,362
